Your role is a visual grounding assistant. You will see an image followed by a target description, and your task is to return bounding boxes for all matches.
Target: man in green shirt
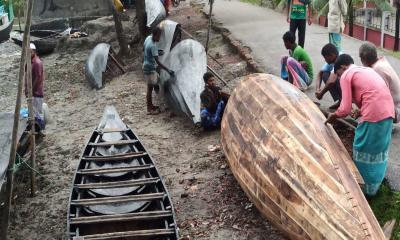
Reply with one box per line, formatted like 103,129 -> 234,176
281,31 -> 314,89
287,0 -> 312,48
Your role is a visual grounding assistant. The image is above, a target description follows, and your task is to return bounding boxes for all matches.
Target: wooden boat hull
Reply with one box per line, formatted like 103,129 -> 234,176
11,30 -> 59,55
221,74 -> 385,240
67,106 -> 178,239
0,19 -> 13,43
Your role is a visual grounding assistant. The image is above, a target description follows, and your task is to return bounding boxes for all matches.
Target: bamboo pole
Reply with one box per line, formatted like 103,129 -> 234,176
26,43 -> 37,197
0,0 -> 35,238
205,0 -> 214,53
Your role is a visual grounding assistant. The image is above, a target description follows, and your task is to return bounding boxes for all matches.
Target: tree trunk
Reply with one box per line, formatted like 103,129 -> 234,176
348,0 -> 354,37
395,4 -> 400,51
136,0 -> 147,41
110,0 -> 130,56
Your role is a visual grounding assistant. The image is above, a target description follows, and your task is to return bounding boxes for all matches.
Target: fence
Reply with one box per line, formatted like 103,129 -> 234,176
353,8 -> 397,33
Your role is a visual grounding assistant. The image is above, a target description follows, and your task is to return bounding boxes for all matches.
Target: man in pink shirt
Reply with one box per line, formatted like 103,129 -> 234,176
359,42 -> 400,122
326,54 -> 394,196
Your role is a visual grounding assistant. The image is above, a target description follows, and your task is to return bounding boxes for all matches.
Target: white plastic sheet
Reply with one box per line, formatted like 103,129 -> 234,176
85,43 -> 110,89
160,39 -> 207,123
145,0 -> 166,28
157,20 -> 178,63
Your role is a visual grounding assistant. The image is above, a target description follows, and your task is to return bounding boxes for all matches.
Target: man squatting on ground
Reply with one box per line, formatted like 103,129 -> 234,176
359,42 -> 400,123
315,43 -> 342,109
326,54 -> 394,196
25,43 -> 45,130
200,72 -> 230,130
143,27 -> 175,114
281,31 -> 313,90
287,0 -> 312,48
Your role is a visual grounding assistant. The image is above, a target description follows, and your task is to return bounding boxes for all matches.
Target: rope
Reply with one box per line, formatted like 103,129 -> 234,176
8,153 -> 44,177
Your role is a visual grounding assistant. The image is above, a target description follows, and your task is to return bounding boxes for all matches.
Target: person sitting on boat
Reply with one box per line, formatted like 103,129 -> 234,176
25,43 -> 45,131
200,72 -> 230,130
315,43 -> 343,109
280,31 -> 314,90
325,54 -> 394,196
359,42 -> 400,123
143,27 -> 175,115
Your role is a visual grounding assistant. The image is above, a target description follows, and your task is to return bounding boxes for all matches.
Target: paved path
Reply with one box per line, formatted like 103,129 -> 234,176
206,0 -> 400,191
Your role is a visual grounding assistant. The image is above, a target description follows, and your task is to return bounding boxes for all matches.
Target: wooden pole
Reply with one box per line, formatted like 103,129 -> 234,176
0,0 -> 35,238
205,0 -> 214,53
26,43 -> 37,197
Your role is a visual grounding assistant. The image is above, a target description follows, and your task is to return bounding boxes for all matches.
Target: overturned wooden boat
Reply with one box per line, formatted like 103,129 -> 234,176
221,74 -> 385,240
67,106 -> 178,239
11,30 -> 61,55
0,0 -> 13,43
160,39 -> 206,123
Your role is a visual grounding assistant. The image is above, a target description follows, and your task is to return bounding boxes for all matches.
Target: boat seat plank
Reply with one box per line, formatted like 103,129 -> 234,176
70,210 -> 172,225
95,128 -> 128,133
88,139 -> 139,147
80,229 -> 175,240
82,152 -> 147,161
77,164 -> 155,175
71,193 -> 165,206
74,177 -> 160,189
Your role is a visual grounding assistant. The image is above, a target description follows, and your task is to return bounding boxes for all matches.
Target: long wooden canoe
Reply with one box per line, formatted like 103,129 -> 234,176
221,74 -> 385,240
67,106 -> 178,240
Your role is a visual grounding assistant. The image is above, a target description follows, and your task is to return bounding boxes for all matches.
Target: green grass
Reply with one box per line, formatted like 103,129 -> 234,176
368,182 -> 400,240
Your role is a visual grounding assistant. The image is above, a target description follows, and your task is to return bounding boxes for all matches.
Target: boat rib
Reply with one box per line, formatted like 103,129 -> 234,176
67,106 -> 178,239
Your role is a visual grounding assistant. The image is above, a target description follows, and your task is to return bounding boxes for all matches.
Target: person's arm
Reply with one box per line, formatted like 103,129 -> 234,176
339,0 -> 348,17
335,71 -> 353,118
307,3 -> 312,25
155,57 -> 173,74
315,72 -> 337,99
315,71 -> 323,91
287,0 -> 291,23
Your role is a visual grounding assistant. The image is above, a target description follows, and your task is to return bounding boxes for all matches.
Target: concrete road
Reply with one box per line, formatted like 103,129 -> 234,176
206,0 -> 400,191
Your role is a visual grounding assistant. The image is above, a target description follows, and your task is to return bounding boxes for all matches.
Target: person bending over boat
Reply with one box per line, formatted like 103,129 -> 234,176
25,43 -> 45,130
281,31 -> 314,90
200,72 -> 230,130
315,43 -> 342,109
143,27 -> 174,115
325,54 -> 394,196
359,42 -> 400,123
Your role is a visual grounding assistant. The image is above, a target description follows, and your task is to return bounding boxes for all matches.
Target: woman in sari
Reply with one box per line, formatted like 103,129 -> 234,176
326,54 -> 394,196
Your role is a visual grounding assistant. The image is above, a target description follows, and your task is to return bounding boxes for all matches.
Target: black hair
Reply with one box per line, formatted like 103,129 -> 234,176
152,27 -> 162,36
203,72 -> 214,84
321,43 -> 338,57
282,31 -> 296,44
334,54 -> 354,74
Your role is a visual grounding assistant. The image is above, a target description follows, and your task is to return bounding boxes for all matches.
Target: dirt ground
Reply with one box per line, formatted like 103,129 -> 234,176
1,1 -> 285,239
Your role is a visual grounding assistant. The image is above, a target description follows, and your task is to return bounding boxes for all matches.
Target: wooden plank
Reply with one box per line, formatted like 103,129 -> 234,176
74,177 -> 159,189
221,74 -> 385,240
95,128 -> 127,133
71,193 -> 165,206
77,164 -> 154,175
70,210 -> 172,225
80,228 -> 175,240
82,152 -> 147,161
88,139 -> 139,147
